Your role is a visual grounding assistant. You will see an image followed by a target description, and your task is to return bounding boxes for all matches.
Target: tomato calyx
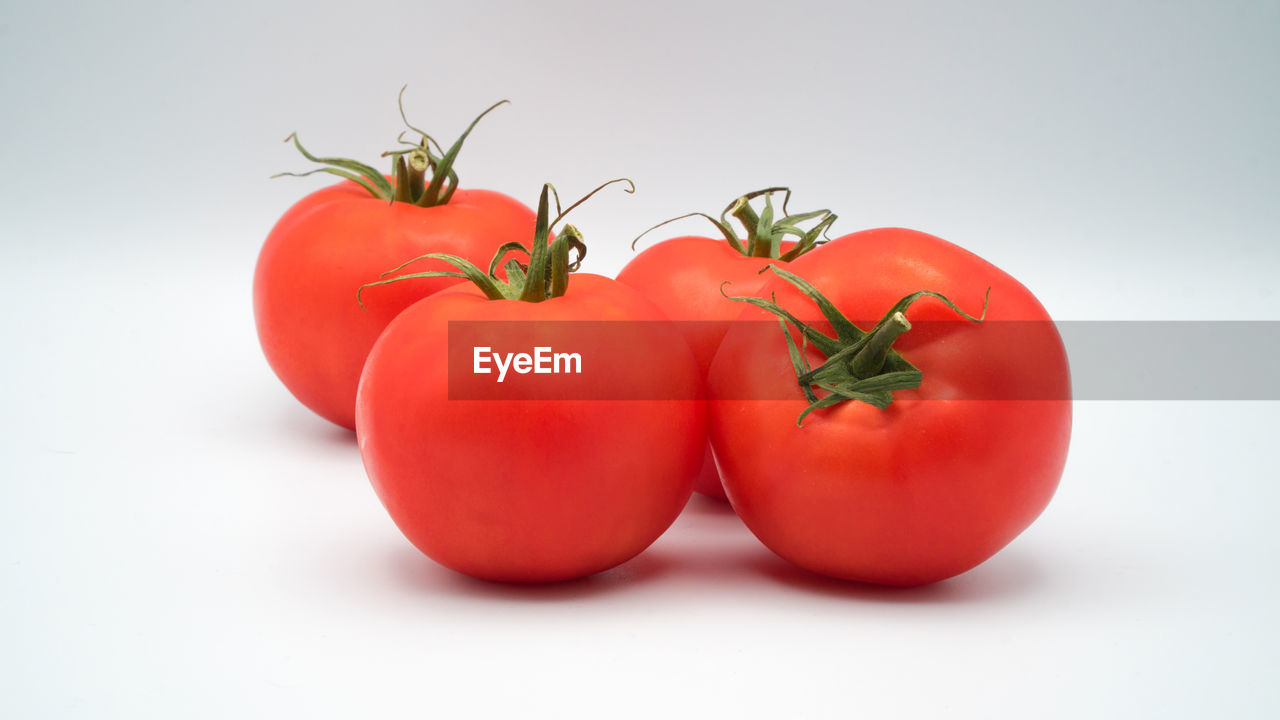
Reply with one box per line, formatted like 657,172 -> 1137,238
632,187 -> 837,260
725,265 -> 989,425
358,179 -> 634,306
273,86 -> 507,208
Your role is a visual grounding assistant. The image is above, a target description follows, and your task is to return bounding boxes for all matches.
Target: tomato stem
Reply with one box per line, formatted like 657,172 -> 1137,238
273,87 -> 507,208
851,312 -> 911,378
631,187 -> 836,261
392,155 -> 414,203
724,266 -> 988,424
358,180 -> 630,307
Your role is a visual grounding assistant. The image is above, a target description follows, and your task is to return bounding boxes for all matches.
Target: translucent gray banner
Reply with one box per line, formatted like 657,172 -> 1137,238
445,321 -> 1280,401
1058,321 -> 1280,400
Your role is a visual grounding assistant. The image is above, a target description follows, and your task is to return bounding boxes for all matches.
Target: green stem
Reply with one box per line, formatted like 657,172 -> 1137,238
549,225 -> 585,299
407,147 -> 428,200
729,198 -> 765,257
518,185 -> 554,302
633,188 -> 836,261
420,100 -> 508,207
275,91 -> 506,208
851,312 -> 911,377
358,180 -> 628,307
393,156 -> 413,203
723,266 -> 988,424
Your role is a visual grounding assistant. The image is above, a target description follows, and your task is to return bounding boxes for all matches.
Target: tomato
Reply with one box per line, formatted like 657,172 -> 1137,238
253,98 -> 536,429
254,185 -> 535,429
616,188 -> 835,499
356,184 -> 705,582
707,228 -> 1071,586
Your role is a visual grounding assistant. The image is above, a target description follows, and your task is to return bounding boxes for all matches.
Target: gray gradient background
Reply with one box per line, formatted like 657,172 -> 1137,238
2,1 -> 1278,717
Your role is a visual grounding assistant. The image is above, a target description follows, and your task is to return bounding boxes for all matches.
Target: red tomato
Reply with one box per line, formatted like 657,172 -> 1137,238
708,228 -> 1071,586
255,185 -> 534,428
617,188 -> 834,499
253,99 -> 536,429
356,185 -> 705,582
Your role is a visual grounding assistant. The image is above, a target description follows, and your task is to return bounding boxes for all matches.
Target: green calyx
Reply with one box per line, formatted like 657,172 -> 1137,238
273,86 -> 507,208
725,265 -> 989,426
357,179 -> 635,308
633,187 -> 837,260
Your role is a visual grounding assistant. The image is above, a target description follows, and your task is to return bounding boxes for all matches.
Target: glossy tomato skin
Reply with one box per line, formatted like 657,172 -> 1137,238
356,274 -> 705,582
253,181 -> 536,429
708,228 -> 1071,586
617,236 -> 793,499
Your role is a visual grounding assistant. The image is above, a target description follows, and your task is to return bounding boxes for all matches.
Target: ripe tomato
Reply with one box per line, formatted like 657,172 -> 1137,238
708,228 -> 1071,586
253,98 -> 536,429
356,184 -> 705,582
616,188 -> 835,499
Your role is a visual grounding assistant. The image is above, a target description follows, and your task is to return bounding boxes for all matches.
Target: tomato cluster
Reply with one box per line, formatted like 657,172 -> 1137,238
254,96 -> 1071,587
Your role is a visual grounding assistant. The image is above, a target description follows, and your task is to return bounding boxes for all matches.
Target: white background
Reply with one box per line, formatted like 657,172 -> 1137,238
2,1 -> 1278,717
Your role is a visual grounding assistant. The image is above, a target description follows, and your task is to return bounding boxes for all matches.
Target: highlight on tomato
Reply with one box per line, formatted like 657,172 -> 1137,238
707,229 -> 1072,586
253,89 -> 537,430
355,181 -> 706,582
616,188 -> 836,499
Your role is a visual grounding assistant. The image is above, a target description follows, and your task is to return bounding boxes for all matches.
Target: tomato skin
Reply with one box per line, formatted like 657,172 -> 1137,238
708,228 -> 1072,586
355,274 -> 705,582
253,182 -> 536,429
617,236 -> 794,499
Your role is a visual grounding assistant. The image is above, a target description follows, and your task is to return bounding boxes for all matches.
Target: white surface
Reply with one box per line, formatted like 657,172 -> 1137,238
3,1 -> 1279,717
4,232 -> 1279,720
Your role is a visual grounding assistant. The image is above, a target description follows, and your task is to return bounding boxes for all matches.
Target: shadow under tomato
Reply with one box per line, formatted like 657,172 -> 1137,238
679,492 -> 740,519
217,396 -> 358,456
277,406 -> 357,448
746,547 -> 1048,604
384,544 -> 680,603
